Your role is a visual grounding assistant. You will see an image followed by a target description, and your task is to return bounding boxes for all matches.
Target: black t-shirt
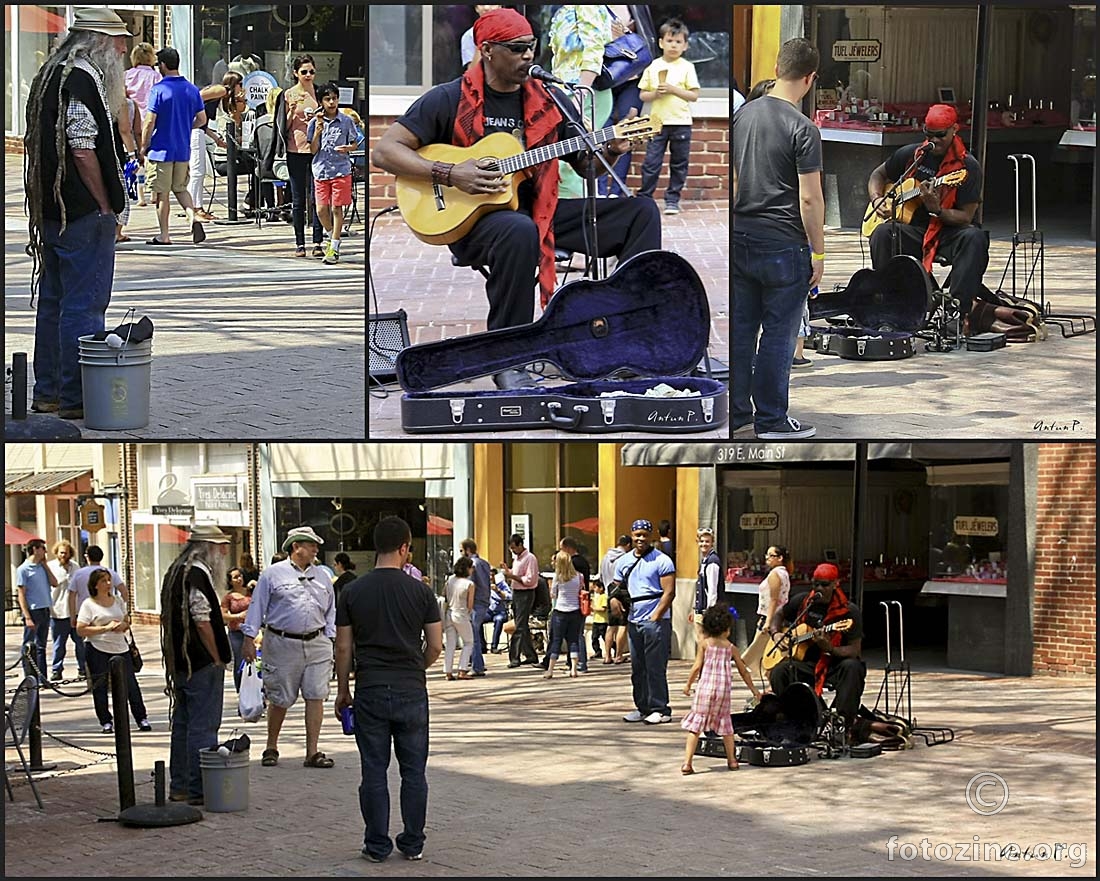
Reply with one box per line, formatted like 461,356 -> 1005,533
336,568 -> 441,689
571,553 -> 592,589
779,591 -> 864,666
883,143 -> 983,231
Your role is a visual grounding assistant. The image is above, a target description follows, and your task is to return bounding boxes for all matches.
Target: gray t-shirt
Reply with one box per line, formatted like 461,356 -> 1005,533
732,95 -> 823,243
306,113 -> 362,180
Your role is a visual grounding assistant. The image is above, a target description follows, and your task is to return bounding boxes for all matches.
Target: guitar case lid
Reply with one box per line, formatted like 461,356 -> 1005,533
730,682 -> 824,747
809,254 -> 933,334
395,250 -> 709,393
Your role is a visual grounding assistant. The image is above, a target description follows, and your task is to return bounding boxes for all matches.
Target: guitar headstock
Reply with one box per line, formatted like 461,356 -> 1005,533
941,169 -> 968,187
833,619 -> 853,633
613,114 -> 662,144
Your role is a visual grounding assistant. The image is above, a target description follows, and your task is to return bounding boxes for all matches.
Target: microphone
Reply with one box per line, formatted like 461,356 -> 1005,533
917,140 -> 934,156
527,64 -> 566,85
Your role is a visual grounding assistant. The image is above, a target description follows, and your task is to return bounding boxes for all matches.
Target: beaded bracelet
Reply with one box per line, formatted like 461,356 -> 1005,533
431,161 -> 454,187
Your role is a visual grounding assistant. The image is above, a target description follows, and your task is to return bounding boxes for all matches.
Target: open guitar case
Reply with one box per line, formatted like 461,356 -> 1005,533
394,250 -> 728,433
808,254 -> 935,361
695,682 -> 823,767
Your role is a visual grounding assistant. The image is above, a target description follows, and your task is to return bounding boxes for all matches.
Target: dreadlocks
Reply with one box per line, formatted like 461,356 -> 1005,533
23,29 -> 127,305
160,541 -> 229,692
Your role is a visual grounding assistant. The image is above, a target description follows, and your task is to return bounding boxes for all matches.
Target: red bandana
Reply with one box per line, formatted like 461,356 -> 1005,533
795,585 -> 851,695
910,105 -> 968,272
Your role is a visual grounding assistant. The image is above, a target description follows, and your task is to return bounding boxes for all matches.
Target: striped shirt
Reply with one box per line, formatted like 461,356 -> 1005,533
551,574 -> 583,612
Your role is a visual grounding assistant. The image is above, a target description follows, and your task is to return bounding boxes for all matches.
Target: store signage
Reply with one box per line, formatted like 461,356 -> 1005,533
81,502 -> 106,533
739,512 -> 779,531
242,70 -> 278,111
715,445 -> 788,463
832,40 -> 881,62
954,515 -> 999,537
152,505 -> 195,517
194,483 -> 241,511
509,514 -> 532,550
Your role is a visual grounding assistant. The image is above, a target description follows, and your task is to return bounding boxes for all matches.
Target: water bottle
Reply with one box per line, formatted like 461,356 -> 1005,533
340,705 -> 355,735
137,165 -> 145,187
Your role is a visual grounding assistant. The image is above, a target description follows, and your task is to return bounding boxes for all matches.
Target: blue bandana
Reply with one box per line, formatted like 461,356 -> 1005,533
631,519 -> 652,533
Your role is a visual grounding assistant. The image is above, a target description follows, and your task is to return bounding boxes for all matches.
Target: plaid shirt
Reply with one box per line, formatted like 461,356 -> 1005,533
66,98 -> 99,151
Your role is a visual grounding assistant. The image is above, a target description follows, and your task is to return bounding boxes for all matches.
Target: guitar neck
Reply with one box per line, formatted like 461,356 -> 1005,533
793,621 -> 844,644
498,126 -> 619,174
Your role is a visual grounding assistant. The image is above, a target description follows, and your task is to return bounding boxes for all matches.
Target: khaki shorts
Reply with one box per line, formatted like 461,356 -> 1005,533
260,630 -> 332,708
145,159 -> 190,195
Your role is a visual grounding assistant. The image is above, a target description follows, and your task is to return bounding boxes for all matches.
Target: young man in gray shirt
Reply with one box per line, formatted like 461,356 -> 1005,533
732,38 -> 825,439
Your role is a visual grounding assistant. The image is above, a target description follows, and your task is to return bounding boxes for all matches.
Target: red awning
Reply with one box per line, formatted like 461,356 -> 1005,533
563,517 -> 600,533
427,513 -> 453,536
5,523 -> 41,546
5,6 -> 69,34
134,523 -> 192,544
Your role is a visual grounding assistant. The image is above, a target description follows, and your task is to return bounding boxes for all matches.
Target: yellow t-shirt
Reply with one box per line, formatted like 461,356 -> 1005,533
638,57 -> 700,126
591,592 -> 609,624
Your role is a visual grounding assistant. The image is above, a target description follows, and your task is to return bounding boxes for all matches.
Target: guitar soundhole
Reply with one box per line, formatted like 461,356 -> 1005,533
476,157 -> 501,172
590,317 -> 609,338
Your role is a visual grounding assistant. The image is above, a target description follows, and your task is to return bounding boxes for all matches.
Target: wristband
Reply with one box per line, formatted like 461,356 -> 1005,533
811,251 -> 826,262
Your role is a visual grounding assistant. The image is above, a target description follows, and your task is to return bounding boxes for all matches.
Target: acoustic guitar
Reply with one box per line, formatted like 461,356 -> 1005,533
761,619 -> 853,672
861,169 -> 969,238
396,116 -> 662,245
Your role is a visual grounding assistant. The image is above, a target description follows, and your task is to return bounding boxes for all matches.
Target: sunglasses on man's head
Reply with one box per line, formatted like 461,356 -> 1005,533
489,39 -> 538,55
923,127 -> 950,139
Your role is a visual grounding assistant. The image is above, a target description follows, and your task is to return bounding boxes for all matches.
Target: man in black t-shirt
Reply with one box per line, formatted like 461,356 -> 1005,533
371,8 -> 661,390
867,103 -> 989,320
335,516 -> 442,863
767,563 -> 866,734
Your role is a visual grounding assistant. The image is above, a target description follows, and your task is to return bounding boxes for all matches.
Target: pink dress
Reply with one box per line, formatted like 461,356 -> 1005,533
680,644 -> 734,735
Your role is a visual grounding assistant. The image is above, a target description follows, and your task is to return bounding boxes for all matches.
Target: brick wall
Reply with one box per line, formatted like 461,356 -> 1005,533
368,115 -> 729,213
1033,443 -> 1096,676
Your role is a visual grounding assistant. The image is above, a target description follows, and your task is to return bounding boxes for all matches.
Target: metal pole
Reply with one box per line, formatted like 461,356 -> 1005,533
850,443 -> 868,610
11,352 -> 27,419
27,680 -> 57,772
109,655 -> 136,811
226,120 -> 239,221
969,1 -> 992,226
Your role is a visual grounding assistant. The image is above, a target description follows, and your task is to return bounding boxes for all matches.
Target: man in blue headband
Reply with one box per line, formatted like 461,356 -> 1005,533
614,518 -> 676,724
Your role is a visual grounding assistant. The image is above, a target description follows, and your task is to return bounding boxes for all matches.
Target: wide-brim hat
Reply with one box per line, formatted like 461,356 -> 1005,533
188,523 -> 231,544
282,525 -> 324,552
70,8 -> 134,37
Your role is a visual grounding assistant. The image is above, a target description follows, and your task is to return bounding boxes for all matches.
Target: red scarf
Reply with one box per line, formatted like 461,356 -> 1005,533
453,63 -> 563,309
795,586 -> 851,695
910,135 -> 967,272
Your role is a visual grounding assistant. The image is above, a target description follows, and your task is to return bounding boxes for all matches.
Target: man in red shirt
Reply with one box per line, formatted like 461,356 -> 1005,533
501,533 -> 540,667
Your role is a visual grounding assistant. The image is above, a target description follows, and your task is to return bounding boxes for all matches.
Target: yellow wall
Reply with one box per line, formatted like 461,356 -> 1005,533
473,444 -> 505,569
751,4 -> 782,87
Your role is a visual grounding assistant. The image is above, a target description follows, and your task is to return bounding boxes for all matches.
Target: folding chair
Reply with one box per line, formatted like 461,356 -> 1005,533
5,676 -> 45,810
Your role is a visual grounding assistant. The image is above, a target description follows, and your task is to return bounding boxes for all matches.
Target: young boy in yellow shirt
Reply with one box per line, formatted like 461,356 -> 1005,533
589,580 -> 609,657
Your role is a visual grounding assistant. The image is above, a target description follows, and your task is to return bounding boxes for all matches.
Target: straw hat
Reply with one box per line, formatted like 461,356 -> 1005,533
188,523 -> 232,544
69,8 -> 134,37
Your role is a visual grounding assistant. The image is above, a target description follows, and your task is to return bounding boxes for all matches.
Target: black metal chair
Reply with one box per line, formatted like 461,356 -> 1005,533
5,675 -> 44,810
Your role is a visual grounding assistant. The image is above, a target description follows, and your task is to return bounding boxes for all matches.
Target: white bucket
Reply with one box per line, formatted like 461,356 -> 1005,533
78,335 -> 152,430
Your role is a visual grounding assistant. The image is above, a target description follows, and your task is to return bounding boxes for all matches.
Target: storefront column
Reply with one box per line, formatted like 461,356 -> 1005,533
256,444 -> 277,564
1005,443 -> 1036,676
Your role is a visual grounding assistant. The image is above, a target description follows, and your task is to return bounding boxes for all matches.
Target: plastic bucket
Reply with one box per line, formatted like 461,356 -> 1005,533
78,335 -> 152,430
198,749 -> 250,812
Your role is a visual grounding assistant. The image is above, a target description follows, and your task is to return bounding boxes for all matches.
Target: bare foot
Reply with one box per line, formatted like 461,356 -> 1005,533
680,764 -> 694,775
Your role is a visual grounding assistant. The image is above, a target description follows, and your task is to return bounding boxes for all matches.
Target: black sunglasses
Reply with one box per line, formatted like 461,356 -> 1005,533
298,69 -> 316,75
812,580 -> 833,589
489,39 -> 538,55
923,127 -> 950,139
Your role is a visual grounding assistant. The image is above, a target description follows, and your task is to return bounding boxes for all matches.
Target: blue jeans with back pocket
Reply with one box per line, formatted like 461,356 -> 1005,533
732,232 -> 812,431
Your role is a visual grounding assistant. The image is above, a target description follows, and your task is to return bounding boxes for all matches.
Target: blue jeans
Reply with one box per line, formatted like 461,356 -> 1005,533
627,618 -> 672,716
490,608 -> 508,651
638,125 -> 692,205
169,662 -> 225,800
354,684 -> 430,861
50,616 -> 85,677
470,606 -> 489,674
732,232 -> 812,431
548,610 -> 584,660
21,608 -> 51,682
33,210 -> 117,409
599,80 -> 643,196
84,641 -> 147,727
228,629 -> 245,692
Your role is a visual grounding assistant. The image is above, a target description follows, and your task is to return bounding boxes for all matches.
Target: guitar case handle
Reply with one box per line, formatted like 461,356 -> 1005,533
546,402 -> 588,429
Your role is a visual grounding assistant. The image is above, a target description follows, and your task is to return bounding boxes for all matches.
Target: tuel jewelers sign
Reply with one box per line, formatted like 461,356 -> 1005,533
832,39 -> 881,62
740,512 -> 779,531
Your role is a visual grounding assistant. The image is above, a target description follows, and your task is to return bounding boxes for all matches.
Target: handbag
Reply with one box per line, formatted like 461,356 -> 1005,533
594,26 -> 653,91
126,630 -> 143,673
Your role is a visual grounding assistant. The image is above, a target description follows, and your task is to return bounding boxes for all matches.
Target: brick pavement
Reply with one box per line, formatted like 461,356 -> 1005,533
4,624 -> 1095,877
3,157 -> 365,439
368,200 -> 730,439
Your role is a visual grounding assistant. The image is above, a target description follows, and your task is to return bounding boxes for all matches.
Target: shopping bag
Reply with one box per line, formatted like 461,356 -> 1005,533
238,660 -> 264,722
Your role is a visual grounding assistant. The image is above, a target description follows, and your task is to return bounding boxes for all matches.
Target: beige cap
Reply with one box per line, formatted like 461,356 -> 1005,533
69,8 -> 134,37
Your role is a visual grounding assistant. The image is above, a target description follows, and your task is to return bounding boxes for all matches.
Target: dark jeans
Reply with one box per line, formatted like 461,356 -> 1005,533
448,197 -> 662,330
50,615 -> 85,677
33,210 -> 116,409
638,125 -> 692,205
286,151 -> 324,247
591,622 -> 608,656
732,231 -> 812,432
354,684 -> 430,861
627,618 -> 672,716
490,607 -> 508,651
169,661 -> 225,800
508,589 -> 539,664
869,222 -> 989,316
470,606 -> 489,674
228,629 -> 245,692
21,608 -> 51,682
768,656 -> 867,724
84,641 -> 147,727
547,609 -> 584,660
599,80 -> 643,196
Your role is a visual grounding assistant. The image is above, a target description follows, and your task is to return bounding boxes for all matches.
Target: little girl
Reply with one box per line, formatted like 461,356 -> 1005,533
680,605 -> 761,774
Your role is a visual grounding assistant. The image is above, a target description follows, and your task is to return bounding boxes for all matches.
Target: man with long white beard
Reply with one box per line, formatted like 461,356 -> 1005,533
160,524 -> 233,806
23,7 -> 131,420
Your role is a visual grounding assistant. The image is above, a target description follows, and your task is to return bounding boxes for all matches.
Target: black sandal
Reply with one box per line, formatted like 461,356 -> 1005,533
261,748 -> 279,766
303,751 -> 334,768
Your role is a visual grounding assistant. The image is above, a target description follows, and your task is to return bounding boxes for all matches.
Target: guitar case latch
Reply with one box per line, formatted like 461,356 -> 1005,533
600,398 -> 616,425
701,398 -> 714,423
449,399 -> 465,424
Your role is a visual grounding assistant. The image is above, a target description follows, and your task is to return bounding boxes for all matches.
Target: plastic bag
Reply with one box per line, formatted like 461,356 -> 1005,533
238,660 -> 264,722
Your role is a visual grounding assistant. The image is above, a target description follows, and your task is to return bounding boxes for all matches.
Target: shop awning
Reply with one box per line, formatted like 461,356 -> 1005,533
5,523 -> 42,546
134,523 -> 192,544
621,443 -> 1013,467
563,516 -> 601,533
5,469 -> 91,494
5,6 -> 69,34
426,513 -> 453,536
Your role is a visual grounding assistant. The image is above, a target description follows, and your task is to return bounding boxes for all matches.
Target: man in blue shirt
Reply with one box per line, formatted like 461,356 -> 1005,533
141,47 -> 208,245
17,538 -> 59,683
614,519 -> 676,725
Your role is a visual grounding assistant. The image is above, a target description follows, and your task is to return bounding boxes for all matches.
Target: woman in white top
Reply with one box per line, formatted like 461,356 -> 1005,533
443,557 -> 476,680
545,551 -> 584,680
76,569 -> 150,734
738,546 -> 793,687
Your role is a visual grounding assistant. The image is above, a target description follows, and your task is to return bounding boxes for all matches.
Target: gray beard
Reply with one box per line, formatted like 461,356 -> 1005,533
184,543 -> 229,592
100,50 -> 126,117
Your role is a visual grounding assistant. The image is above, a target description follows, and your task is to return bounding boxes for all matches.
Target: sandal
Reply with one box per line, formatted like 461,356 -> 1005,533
681,764 -> 694,775
445,673 -> 455,681
457,670 -> 471,680
303,751 -> 334,768
727,760 -> 739,771
261,748 -> 279,766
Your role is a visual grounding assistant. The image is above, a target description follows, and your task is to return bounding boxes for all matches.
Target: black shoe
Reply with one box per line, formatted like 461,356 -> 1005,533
492,368 -> 538,390
50,671 -> 63,682
31,400 -> 59,413
755,417 -> 816,440
58,407 -> 84,420
507,662 -> 521,669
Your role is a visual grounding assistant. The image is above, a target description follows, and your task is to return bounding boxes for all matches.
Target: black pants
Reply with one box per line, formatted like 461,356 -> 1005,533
768,656 -> 867,725
638,125 -> 692,205
508,588 -> 539,664
869,222 -> 989,316
286,151 -> 324,248
85,642 -> 147,727
448,196 -> 662,330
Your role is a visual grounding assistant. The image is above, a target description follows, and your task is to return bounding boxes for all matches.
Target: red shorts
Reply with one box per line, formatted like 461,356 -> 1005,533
314,174 -> 352,208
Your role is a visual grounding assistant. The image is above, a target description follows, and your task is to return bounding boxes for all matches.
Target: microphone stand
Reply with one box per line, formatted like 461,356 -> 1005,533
764,592 -> 818,665
864,147 -> 929,258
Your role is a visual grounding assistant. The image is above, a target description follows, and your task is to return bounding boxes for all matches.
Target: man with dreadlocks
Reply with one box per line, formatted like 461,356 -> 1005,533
372,7 -> 661,391
24,8 -> 131,421
160,523 -> 233,806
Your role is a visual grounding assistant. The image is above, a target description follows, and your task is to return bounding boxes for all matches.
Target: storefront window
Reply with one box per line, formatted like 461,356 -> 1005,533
928,485 -> 1008,583
367,5 -> 423,87
131,522 -> 191,611
1070,7 -> 1095,127
6,6 -> 68,135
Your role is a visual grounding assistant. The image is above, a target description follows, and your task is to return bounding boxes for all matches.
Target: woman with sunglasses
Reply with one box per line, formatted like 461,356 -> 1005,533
283,54 -> 326,257
738,545 -> 792,687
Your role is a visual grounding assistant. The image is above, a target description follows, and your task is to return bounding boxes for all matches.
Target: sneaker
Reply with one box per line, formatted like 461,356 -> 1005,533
312,244 -> 326,258
733,422 -> 754,436
623,709 -> 645,723
663,203 -> 680,215
791,356 -> 813,368
403,852 -> 423,861
643,712 -> 673,725
360,849 -> 387,863
102,722 -> 113,734
138,719 -> 152,732
322,244 -> 340,265
50,671 -> 63,682
755,417 -> 817,440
